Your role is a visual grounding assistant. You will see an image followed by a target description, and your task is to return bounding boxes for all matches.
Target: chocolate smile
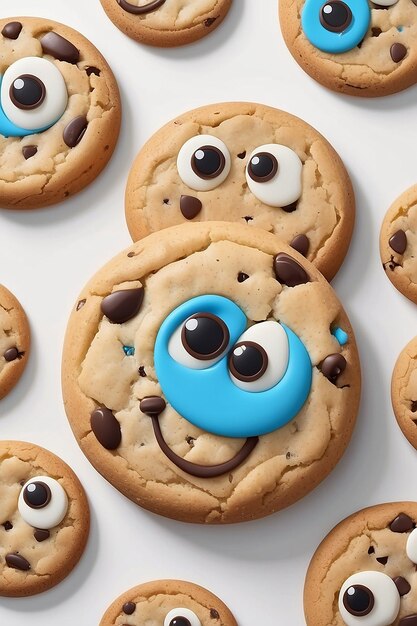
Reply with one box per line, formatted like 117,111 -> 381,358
117,0 -> 166,14
140,396 -> 259,478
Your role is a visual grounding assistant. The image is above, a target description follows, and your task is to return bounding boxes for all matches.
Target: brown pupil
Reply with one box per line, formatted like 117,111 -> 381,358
250,154 -> 274,178
344,585 -> 374,615
231,344 -> 265,377
192,146 -> 223,178
183,315 -> 226,357
169,618 -> 191,626
321,1 -> 351,29
23,481 -> 51,509
11,74 -> 45,109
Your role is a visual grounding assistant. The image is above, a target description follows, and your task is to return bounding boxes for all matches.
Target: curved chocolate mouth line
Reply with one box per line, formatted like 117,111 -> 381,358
117,0 -> 167,14
150,415 -> 259,478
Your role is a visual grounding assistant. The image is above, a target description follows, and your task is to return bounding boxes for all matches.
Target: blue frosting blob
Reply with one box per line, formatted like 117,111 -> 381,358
301,0 -> 371,54
154,295 -> 313,439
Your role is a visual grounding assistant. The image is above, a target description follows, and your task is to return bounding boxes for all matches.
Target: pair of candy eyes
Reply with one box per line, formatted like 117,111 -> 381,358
169,313 -> 289,393
17,476 -> 68,530
319,0 -> 398,34
1,57 -> 67,131
165,609 -> 201,626
177,135 -> 303,208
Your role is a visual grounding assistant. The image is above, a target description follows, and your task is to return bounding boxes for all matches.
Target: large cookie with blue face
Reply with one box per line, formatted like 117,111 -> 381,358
279,0 -> 417,96
62,222 -> 360,523
0,17 -> 120,209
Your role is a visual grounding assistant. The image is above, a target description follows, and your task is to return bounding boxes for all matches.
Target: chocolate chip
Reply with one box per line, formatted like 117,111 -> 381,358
127,252 -> 135,258
76,299 -> 86,311
140,396 -> 166,417
244,216 -> 253,222
34,528 -> 50,542
101,288 -> 144,324
372,27 -> 382,37
411,400 -> 417,412
2,521 -> 12,531
186,436 -> 195,447
391,43 -> 407,63
4,347 -> 19,362
180,195 -> 202,220
238,272 -> 249,283
5,553 -> 30,571
22,145 -> 37,160
40,31 -> 80,64
389,229 -> 407,254
163,198 -> 171,205
393,576 -> 411,596
282,201 -> 298,213
389,513 -> 415,533
376,556 -> 388,565
399,616 -> 417,626
290,234 -> 310,257
210,609 -> 220,619
123,602 -> 136,615
86,66 -> 100,76
237,151 -> 246,159
91,407 -> 121,450
204,17 -> 217,27
273,253 -> 310,287
368,546 -> 375,554
320,354 -> 347,383
138,366 -> 146,377
2,22 -> 22,40
63,116 -> 88,148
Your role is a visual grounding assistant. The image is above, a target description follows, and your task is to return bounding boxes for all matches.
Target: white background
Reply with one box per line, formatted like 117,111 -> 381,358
1,0 -> 417,624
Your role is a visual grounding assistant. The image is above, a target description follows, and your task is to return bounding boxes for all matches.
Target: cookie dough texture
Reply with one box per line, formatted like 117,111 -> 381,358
0,441 -> 89,597
392,335 -> 417,451
125,102 -> 355,281
0,285 -> 30,400
304,502 -> 417,625
380,185 -> 417,304
62,222 -> 360,524
279,0 -> 417,96
100,580 -> 237,626
99,0 -> 232,47
0,17 -> 121,210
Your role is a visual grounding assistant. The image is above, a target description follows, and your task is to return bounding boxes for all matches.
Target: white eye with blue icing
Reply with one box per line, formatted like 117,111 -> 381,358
0,56 -> 67,136
246,144 -> 302,208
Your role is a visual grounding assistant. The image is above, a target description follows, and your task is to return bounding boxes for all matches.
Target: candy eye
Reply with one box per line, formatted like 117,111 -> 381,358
339,572 -> 400,626
18,476 -> 68,530
169,312 -> 230,370
164,608 -> 201,626
1,56 -> 67,132
320,1 -> 352,32
229,321 -> 289,392
406,528 -> 417,563
246,144 -> 302,208
177,135 -> 231,191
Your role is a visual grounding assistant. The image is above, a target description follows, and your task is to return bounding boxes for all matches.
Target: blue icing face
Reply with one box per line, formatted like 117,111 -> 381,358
301,0 -> 370,54
154,295 -> 313,439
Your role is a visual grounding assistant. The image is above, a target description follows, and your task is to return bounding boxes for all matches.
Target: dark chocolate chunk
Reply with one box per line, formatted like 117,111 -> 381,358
34,528 -> 50,542
2,22 -> 22,40
290,234 -> 310,257
101,288 -> 144,324
205,17 -> 218,27
138,366 -> 146,377
117,0 -> 167,14
237,151 -> 246,159
186,436 -> 195,447
5,553 -> 30,571
376,556 -> 388,565
123,602 -> 136,615
140,396 -> 166,417
86,66 -> 101,76
389,513 -> 415,533
180,195 -> 202,220
63,116 -> 88,148
371,27 -> 382,37
237,272 -> 249,283
91,407 -> 121,450
76,299 -> 86,311
4,347 -> 19,362
320,354 -> 347,383
273,253 -> 310,287
393,576 -> 411,596
368,546 -> 375,554
2,521 -> 13,531
40,31 -> 80,64
389,229 -> 407,254
411,400 -> 417,412
391,43 -> 407,63
22,145 -> 38,160
210,609 -> 220,619
399,616 -> 417,626
282,201 -> 298,213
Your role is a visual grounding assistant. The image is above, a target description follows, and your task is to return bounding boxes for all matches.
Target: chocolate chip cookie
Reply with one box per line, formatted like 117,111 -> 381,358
391,335 -> 417,451
0,285 -> 30,400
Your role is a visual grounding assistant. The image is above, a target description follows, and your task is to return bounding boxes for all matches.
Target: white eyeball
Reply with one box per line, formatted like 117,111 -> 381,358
406,528 -> 417,563
169,312 -> 230,370
164,608 -> 201,626
229,321 -> 289,392
373,0 -> 398,5
338,571 -> 400,626
1,56 -> 67,131
246,144 -> 302,208
18,476 -> 68,530
177,134 -> 231,191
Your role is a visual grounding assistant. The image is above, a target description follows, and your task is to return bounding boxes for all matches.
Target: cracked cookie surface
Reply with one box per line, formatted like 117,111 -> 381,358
100,579 -> 237,626
0,17 -> 121,210
62,222 -> 360,524
380,185 -> 417,305
125,102 -> 355,281
0,441 -> 89,597
99,0 -> 232,47
279,0 -> 417,96
304,502 -> 417,625
392,335 -> 417,451
0,285 -> 30,400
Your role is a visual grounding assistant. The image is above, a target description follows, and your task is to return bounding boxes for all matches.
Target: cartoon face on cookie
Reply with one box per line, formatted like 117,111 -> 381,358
0,441 -> 89,597
305,503 -> 417,625
99,0 -> 232,47
279,0 -> 417,96
125,103 -> 355,281
63,222 -> 360,523
0,17 -> 120,209
100,580 -> 237,626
